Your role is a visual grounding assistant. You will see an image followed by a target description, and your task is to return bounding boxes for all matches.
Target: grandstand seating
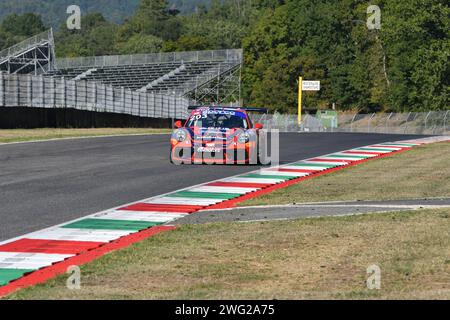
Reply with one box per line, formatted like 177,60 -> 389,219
45,57 -> 240,95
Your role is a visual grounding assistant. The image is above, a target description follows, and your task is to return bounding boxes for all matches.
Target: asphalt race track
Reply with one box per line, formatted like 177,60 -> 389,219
0,133 -> 428,241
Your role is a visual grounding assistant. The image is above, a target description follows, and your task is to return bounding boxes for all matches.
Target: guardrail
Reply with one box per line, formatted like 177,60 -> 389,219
56,49 -> 243,70
0,72 -> 189,119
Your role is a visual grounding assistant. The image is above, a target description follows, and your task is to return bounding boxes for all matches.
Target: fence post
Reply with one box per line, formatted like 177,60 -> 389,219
51,77 -> 56,108
73,80 -> 77,109
93,82 -> 97,112
15,74 -> 20,107
0,72 -> 4,106
103,84 -> 107,113
39,75 -> 44,108
350,113 -> 357,132
368,113 -> 375,133
61,77 -> 66,109
403,112 -> 412,134
27,74 -> 32,107
137,91 -> 141,117
120,87 -> 125,114
385,112 -> 393,133
424,111 -> 432,131
444,111 -> 449,133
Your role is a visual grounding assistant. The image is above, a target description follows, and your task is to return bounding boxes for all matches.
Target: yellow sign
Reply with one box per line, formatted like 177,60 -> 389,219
298,77 -> 303,125
298,77 -> 320,125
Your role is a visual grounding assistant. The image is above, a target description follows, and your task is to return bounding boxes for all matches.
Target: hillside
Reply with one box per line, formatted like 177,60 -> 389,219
0,0 -> 210,28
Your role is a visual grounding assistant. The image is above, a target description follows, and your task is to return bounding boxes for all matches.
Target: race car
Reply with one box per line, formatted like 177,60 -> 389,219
170,106 -> 267,164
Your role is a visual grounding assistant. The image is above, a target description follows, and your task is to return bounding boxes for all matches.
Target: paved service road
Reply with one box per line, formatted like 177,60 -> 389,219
0,133 -> 428,241
175,198 -> 450,224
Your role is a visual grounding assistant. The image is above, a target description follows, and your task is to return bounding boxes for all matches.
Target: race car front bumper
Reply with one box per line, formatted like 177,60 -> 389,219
171,141 -> 257,165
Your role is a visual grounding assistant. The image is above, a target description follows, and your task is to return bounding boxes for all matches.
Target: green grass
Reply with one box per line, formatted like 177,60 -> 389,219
240,142 -> 450,206
0,128 -> 171,143
6,208 -> 450,300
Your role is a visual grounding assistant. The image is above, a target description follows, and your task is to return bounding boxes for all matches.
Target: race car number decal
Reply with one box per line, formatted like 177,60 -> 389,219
190,110 -> 237,121
197,147 -> 222,153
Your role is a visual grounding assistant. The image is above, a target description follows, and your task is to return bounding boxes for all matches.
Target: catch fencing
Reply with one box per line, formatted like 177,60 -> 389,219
251,111 -> 450,135
0,72 -> 189,119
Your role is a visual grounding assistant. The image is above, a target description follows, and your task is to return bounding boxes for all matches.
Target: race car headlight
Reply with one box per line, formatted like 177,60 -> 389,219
237,132 -> 250,144
175,129 -> 187,142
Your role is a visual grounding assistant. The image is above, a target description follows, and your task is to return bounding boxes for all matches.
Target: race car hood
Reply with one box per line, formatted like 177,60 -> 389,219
191,127 -> 245,141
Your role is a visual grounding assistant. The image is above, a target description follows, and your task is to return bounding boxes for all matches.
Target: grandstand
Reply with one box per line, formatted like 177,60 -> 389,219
0,30 -> 56,75
0,30 -> 243,128
49,49 -> 242,103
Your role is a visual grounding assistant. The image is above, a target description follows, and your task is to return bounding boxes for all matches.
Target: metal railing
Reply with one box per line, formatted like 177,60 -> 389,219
56,49 -> 243,70
0,30 -> 53,62
0,72 -> 189,119
329,111 -> 450,135
250,111 -> 450,135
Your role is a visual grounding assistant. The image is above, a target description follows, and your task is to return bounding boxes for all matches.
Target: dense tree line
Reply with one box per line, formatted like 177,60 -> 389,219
0,0 -> 448,112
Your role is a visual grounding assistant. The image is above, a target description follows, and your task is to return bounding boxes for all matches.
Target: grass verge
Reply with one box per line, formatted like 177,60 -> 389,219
241,142 -> 450,206
0,128 -> 171,144
6,208 -> 450,300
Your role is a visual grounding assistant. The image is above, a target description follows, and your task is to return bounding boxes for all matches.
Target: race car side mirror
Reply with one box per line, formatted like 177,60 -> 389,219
254,123 -> 264,129
174,120 -> 182,128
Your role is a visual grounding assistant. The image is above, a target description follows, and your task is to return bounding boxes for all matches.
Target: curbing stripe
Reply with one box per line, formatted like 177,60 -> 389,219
291,163 -> 334,168
258,170 -> 308,177
188,186 -> 258,194
206,181 -> 271,188
224,177 -> 282,184
0,269 -> 33,286
356,147 -> 395,152
240,174 -> 295,180
62,218 -> 163,231
119,203 -> 204,213
91,211 -> 184,223
167,191 -> 242,200
145,197 -> 223,206
341,151 -> 379,157
0,252 -> 73,270
0,239 -> 103,255
25,228 -> 133,243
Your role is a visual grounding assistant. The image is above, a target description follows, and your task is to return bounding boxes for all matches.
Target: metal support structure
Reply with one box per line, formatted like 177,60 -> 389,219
0,29 -> 56,76
184,63 -> 242,105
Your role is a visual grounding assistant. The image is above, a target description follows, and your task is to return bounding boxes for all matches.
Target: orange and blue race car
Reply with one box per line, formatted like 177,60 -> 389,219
170,106 -> 267,164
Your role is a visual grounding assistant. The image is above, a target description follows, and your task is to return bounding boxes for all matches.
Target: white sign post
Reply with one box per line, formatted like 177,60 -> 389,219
298,79 -> 321,125
302,81 -> 321,91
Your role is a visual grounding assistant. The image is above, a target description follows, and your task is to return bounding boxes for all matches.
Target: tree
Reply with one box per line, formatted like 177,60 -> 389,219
56,13 -> 118,57
130,0 -> 182,41
0,13 -> 47,50
116,34 -> 163,54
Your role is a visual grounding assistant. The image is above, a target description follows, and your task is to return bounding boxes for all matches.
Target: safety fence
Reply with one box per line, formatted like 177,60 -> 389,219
251,111 -> 450,135
0,72 -> 189,119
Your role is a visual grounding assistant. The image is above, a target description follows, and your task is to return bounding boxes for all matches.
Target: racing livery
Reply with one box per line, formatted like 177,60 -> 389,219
170,106 -> 267,164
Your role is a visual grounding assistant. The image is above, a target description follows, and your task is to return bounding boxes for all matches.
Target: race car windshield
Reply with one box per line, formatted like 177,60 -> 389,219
187,113 -> 249,129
